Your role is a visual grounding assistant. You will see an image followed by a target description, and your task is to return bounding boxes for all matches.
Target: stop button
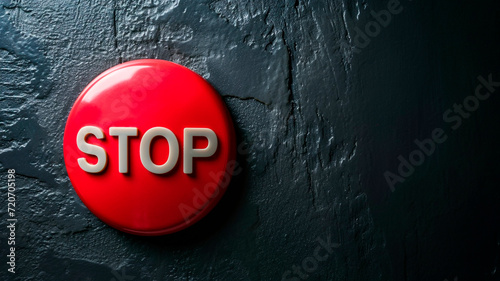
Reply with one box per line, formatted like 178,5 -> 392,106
63,59 -> 236,235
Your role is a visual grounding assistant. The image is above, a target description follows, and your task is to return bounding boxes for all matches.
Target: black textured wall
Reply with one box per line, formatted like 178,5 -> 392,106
1,0 -> 500,280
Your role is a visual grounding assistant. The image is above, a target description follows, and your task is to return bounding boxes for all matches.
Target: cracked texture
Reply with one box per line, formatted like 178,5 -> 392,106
1,0 -> 500,280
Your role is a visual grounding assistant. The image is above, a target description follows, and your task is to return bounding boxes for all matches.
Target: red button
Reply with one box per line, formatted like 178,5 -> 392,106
63,59 -> 236,235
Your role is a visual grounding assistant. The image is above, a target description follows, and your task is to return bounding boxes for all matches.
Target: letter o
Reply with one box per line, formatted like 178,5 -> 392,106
140,127 -> 179,174
464,95 -> 480,112
365,21 -> 381,37
302,257 -> 318,273
409,150 -> 425,166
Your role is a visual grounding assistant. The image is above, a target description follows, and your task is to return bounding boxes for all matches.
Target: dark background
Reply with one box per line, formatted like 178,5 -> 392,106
1,0 -> 500,280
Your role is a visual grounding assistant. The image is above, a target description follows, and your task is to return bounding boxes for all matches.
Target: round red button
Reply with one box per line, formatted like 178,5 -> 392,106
63,59 -> 236,235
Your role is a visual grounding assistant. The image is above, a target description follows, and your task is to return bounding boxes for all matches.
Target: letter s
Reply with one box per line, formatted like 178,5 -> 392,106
77,126 -> 108,173
443,109 -> 461,130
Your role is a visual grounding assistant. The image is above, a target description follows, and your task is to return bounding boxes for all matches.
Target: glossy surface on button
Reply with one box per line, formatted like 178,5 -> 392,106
63,59 -> 236,236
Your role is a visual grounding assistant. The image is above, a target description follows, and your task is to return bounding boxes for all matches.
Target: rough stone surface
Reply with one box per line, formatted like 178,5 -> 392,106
1,0 -> 500,280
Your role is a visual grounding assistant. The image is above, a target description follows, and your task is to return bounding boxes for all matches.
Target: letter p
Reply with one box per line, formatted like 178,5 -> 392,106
184,128 -> 218,174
